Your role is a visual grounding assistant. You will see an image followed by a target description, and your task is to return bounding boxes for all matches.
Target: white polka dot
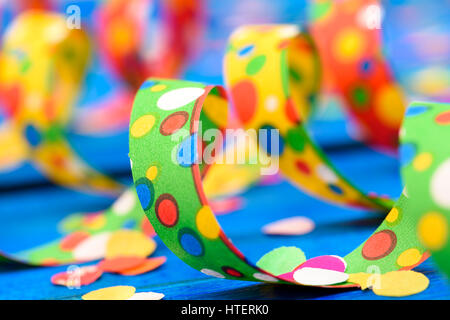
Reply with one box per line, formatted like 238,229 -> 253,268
73,232 -> 111,262
316,164 -> 339,183
129,158 -> 133,169
127,292 -> 164,300
264,96 -> 278,112
253,272 -> 279,282
278,25 -> 300,38
431,159 -> 450,209
112,189 -> 136,216
201,268 -> 225,279
293,267 -> 349,286
157,87 -> 205,111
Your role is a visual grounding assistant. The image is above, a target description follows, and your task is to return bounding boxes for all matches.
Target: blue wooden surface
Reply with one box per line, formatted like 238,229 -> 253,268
1,138 -> 449,300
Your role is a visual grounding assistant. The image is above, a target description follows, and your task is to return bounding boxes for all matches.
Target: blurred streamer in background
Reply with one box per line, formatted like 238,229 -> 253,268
382,0 -> 450,101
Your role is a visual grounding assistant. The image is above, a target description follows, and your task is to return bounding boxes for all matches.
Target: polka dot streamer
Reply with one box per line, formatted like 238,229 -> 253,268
129,76 -> 431,287
401,101 -> 450,277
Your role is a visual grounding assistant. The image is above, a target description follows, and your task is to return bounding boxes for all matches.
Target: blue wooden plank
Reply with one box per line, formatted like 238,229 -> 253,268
0,143 -> 449,300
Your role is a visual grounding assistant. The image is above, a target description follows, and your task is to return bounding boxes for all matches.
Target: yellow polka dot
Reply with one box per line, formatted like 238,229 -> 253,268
386,208 -> 399,224
150,84 -> 167,92
374,84 -> 406,129
413,153 -> 433,171
146,166 -> 158,181
196,206 -> 220,239
130,115 -> 155,138
334,28 -> 365,62
418,212 -> 448,250
396,248 -> 422,267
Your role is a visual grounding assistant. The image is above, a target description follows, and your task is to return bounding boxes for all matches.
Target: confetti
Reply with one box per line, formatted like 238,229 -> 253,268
372,271 -> 429,297
98,256 -> 148,273
51,265 -> 102,287
127,292 -> 165,300
295,255 -> 347,272
262,216 -> 315,236
120,256 -> 167,276
293,267 -> 349,286
209,197 -> 244,215
82,285 -> 136,300
105,230 -> 156,259
256,247 -> 306,276
73,232 -> 111,262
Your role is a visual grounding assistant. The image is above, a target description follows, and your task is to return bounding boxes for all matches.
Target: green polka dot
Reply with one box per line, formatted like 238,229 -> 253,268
280,50 -> 289,97
352,86 -> 369,108
287,127 -> 307,152
289,68 -> 303,82
246,55 -> 266,75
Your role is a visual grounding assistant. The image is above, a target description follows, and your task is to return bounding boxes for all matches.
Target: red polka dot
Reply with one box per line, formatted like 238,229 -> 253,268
160,111 -> 189,136
285,98 -> 301,124
362,230 -> 397,260
295,160 -> 311,174
222,266 -> 244,277
230,80 -> 257,124
155,194 -> 179,227
60,231 -> 90,251
435,110 -> 450,125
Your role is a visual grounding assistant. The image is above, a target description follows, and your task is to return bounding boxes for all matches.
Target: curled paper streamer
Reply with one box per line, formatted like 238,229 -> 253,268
128,76 -> 430,287
0,11 -> 124,195
308,0 -> 406,151
73,0 -> 205,135
224,25 -> 391,211
401,102 -> 450,277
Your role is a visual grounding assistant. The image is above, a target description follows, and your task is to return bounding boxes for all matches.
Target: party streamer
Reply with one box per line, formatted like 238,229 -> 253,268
0,11 -> 124,195
308,0 -> 406,151
74,0 -> 205,134
129,79 -> 431,287
401,102 -> 450,277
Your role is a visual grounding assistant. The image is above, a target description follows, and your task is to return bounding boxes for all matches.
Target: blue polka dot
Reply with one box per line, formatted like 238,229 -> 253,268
178,228 -> 204,256
359,59 -> 373,74
328,184 -> 343,195
238,45 -> 254,57
135,178 -> 154,210
140,80 -> 156,90
177,133 -> 199,167
405,105 -> 429,117
399,143 -> 416,166
122,219 -> 136,229
24,124 -> 41,147
259,125 -> 285,156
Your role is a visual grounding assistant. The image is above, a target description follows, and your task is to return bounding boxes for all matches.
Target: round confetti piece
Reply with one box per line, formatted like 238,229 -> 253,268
82,285 -> 136,300
295,255 -> 347,273
73,232 -> 111,262
293,267 -> 349,286
119,256 -> 167,276
372,271 -> 429,297
262,216 -> 315,236
127,292 -> 165,300
98,256 -> 148,273
105,230 -> 156,259
51,265 -> 102,287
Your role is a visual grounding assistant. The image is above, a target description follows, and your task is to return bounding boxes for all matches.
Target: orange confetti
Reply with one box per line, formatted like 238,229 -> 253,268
98,256 -> 147,273
120,256 -> 167,276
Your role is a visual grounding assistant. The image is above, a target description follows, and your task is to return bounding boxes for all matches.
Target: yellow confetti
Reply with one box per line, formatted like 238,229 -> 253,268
348,273 -> 373,290
106,230 -> 156,259
373,271 -> 429,297
82,285 -> 136,300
